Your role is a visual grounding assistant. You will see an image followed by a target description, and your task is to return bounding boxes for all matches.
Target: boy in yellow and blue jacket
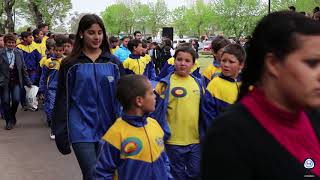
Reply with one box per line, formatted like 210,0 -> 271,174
95,75 -> 172,180
39,40 -> 64,138
151,46 -> 211,180
122,39 -> 156,80
17,31 -> 42,85
202,36 -> 231,87
204,44 -> 245,123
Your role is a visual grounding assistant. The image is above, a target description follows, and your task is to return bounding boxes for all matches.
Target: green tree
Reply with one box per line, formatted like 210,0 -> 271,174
171,6 -> 188,38
184,0 -> 216,37
213,0 -> 265,38
16,0 -> 72,27
271,0 -> 320,14
102,3 -> 134,35
148,0 -> 169,36
131,2 -> 152,35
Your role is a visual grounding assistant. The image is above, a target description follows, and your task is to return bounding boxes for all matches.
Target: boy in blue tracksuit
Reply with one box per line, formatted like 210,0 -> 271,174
202,36 -> 231,87
95,75 -> 172,180
151,46 -> 210,180
17,31 -> 42,85
204,44 -> 245,121
123,39 -> 156,80
39,40 -> 65,139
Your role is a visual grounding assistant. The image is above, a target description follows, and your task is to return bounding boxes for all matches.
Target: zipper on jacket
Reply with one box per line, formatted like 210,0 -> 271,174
142,121 -> 155,178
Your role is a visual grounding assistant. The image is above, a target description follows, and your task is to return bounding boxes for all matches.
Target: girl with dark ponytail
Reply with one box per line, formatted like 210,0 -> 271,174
202,11 -> 320,179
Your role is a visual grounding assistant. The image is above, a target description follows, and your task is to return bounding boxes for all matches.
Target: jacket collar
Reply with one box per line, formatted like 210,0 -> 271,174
218,73 -> 241,82
120,44 -> 129,50
213,58 -> 220,67
129,54 -> 140,59
122,114 -> 148,127
78,51 -> 113,61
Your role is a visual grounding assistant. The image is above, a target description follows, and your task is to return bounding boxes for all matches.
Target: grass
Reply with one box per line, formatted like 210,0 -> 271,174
198,54 -> 213,73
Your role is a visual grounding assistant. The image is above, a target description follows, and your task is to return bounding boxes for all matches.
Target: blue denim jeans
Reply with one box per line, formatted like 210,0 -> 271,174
72,142 -> 99,180
0,84 -> 21,124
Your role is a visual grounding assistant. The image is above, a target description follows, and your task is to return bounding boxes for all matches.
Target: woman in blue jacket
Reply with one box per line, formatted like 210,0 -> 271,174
52,14 -> 125,180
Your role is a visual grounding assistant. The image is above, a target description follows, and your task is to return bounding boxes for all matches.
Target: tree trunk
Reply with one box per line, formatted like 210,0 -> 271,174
4,0 -> 14,33
28,0 -> 43,27
0,1 -> 5,33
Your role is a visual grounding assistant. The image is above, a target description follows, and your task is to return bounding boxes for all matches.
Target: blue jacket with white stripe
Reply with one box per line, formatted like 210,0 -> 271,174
52,51 -> 125,155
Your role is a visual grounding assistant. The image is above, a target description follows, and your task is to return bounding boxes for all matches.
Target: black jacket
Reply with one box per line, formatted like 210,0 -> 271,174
202,104 -> 320,180
0,48 -> 32,87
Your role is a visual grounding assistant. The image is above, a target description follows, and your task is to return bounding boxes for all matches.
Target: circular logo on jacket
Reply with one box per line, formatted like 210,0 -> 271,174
304,158 -> 315,169
171,87 -> 187,98
121,137 -> 143,156
48,61 -> 57,68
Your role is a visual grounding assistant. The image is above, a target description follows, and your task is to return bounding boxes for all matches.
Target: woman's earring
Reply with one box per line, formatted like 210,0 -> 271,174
80,35 -> 83,39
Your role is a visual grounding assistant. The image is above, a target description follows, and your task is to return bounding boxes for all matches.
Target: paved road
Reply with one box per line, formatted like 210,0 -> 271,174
0,107 -> 81,180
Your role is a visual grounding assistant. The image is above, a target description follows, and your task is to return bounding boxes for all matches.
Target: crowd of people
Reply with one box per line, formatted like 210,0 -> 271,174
0,6 -> 320,180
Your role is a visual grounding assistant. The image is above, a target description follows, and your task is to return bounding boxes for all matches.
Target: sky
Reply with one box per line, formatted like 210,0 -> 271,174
71,0 -> 189,14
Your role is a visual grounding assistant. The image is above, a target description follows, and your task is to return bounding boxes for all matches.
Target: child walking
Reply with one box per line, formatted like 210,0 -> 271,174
152,46 -> 209,180
95,75 -> 172,180
204,44 -> 246,119
39,39 -> 65,139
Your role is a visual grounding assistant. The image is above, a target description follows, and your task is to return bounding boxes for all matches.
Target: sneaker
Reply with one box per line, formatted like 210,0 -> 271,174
50,132 -> 55,140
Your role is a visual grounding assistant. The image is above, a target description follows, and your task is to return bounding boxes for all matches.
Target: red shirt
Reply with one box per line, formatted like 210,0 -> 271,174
241,88 -> 320,176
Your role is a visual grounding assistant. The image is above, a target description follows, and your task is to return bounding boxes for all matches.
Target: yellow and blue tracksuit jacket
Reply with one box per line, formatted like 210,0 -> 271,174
17,42 -> 42,84
53,51 -> 125,155
39,57 -> 62,93
95,115 -> 172,180
204,73 -> 241,124
34,40 -> 47,57
39,57 -> 62,122
123,54 -> 156,80
111,46 -> 119,54
155,57 -> 201,81
150,72 -> 211,142
202,59 -> 221,87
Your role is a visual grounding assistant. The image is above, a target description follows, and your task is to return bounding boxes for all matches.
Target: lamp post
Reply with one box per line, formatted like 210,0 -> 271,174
268,0 -> 271,14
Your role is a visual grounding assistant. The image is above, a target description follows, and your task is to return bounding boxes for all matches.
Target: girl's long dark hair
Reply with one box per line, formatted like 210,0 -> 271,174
63,14 -> 111,65
238,11 -> 320,101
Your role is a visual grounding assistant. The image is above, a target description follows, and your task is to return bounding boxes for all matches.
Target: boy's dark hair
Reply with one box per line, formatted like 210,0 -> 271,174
68,34 -> 76,41
174,46 -> 197,63
222,44 -> 246,64
64,38 -> 73,45
21,31 -> 32,39
238,11 -> 320,100
27,27 -> 32,32
32,29 -> 41,38
142,39 -> 148,48
289,6 -> 296,11
134,31 -> 141,36
54,36 -> 65,49
116,75 -> 149,111
300,12 -> 306,15
38,23 -> 48,30
314,7 -> 320,13
211,36 -> 231,53
109,36 -> 119,43
4,34 -> 16,43
128,39 -> 142,52
46,39 -> 56,50
121,36 -> 129,41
